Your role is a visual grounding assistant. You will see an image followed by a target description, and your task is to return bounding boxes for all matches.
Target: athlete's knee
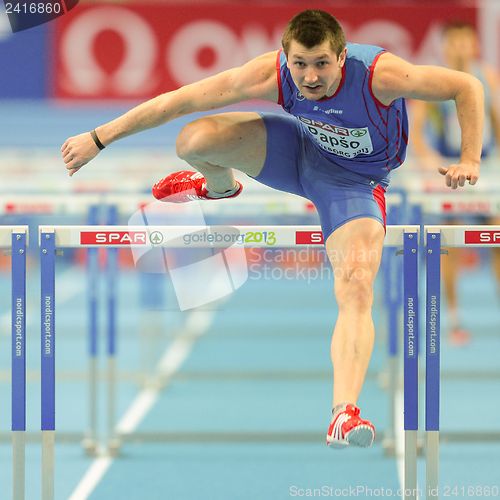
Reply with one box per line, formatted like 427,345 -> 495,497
334,266 -> 376,310
176,118 -> 218,162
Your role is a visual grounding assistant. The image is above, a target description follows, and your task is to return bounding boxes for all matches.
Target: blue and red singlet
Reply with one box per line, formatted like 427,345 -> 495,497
254,43 -> 409,239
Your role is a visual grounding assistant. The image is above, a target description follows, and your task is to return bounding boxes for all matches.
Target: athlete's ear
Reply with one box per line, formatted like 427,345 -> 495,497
338,48 -> 347,67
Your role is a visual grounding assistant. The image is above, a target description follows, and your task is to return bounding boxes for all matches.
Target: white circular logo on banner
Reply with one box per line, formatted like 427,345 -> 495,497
60,7 -> 157,95
167,20 -> 242,85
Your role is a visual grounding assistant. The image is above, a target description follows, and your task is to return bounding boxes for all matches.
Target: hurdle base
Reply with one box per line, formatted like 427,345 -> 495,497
404,430 -> 418,500
381,435 -> 396,456
107,437 -> 122,456
42,431 -> 55,500
426,431 -> 439,499
82,436 -> 100,457
13,431 -> 25,500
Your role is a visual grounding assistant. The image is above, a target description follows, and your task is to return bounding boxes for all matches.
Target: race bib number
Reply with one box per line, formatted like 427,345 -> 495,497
299,117 -> 373,159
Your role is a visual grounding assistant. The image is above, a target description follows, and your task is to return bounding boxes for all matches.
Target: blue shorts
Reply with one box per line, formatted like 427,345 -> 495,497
253,113 -> 388,240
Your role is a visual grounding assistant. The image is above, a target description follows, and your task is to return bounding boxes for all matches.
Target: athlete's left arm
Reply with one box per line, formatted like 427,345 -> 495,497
372,52 -> 484,189
483,65 -> 500,147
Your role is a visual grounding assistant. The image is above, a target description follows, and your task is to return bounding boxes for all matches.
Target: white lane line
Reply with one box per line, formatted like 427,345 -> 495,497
116,311 -> 215,435
67,457 -> 113,500
68,310 -> 215,500
113,388 -> 158,436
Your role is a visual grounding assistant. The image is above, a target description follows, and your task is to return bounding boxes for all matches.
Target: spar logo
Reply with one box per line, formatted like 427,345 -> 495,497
295,231 -> 324,245
299,117 -> 350,136
464,231 -> 500,244
80,231 -> 148,245
351,129 -> 367,137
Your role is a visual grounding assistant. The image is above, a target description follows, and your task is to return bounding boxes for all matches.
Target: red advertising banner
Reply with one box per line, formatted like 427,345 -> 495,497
80,231 -> 148,245
52,2 -> 477,100
464,230 -> 500,245
295,231 -> 324,245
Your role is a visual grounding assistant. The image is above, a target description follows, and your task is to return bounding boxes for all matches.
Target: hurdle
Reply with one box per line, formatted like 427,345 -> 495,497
0,226 -> 28,500
381,189 -> 408,457
38,223 -> 418,496
423,225 -> 500,500
82,202 -> 121,455
1,192 -> 327,455
382,190 -> 500,462
0,194 -> 147,456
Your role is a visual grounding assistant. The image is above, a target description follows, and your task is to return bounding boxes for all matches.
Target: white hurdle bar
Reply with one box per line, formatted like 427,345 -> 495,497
39,224 -> 416,248
7,189 -> 500,218
0,191 -> 405,217
409,192 -> 500,217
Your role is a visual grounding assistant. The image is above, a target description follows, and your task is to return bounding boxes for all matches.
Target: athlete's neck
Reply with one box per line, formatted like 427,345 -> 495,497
447,57 -> 473,73
324,68 -> 344,98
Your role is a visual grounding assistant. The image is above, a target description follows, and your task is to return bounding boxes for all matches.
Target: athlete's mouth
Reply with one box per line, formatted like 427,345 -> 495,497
303,85 -> 324,95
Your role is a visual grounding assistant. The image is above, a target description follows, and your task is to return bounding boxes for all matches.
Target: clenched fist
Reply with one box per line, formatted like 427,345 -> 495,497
61,132 -> 101,177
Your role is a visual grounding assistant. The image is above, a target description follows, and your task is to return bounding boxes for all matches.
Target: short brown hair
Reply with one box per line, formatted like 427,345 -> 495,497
282,10 -> 346,57
441,20 -> 476,36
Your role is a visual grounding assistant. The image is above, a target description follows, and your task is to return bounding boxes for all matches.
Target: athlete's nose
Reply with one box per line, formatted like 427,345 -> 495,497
303,67 -> 319,84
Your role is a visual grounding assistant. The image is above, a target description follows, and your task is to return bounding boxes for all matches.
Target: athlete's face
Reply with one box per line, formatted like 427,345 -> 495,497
442,28 -> 478,71
287,40 -> 346,101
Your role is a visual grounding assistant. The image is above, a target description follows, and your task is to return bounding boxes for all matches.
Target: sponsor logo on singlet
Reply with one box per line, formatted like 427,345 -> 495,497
313,106 -> 344,115
298,116 -> 373,159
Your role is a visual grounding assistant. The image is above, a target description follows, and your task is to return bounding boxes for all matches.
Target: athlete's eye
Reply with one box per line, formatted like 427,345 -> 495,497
294,62 -> 306,68
317,61 -> 328,67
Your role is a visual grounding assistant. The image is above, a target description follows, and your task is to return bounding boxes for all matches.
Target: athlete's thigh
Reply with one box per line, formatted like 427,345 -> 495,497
181,111 -> 306,196
325,217 -> 385,279
180,112 -> 267,177
301,160 -> 387,243
251,112 -> 307,197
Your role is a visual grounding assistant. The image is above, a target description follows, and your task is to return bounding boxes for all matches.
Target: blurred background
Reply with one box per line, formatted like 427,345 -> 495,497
0,1 -> 499,499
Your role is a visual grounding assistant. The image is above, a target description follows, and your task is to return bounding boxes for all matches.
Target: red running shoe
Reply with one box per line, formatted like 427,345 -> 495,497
152,170 -> 243,203
326,404 -> 375,448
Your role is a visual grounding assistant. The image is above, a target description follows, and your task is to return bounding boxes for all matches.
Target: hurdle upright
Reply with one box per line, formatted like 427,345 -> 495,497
38,223 -> 418,496
0,226 -> 28,500
424,225 -> 500,500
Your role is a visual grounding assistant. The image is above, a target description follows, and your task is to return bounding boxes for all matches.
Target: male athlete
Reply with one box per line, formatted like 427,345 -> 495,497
412,20 -> 500,345
61,10 -> 484,448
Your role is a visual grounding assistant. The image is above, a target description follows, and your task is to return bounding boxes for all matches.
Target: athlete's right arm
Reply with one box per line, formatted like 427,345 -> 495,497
61,51 -> 279,176
410,100 -> 445,170
483,65 -> 500,147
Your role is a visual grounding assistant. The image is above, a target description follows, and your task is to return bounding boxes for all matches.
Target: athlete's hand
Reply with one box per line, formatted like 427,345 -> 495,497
61,132 -> 101,177
438,162 -> 479,189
